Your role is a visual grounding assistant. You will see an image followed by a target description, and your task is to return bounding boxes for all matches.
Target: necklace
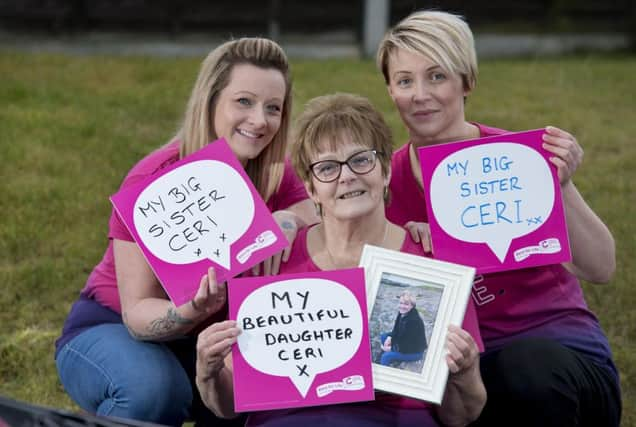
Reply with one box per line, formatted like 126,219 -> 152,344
323,220 -> 390,269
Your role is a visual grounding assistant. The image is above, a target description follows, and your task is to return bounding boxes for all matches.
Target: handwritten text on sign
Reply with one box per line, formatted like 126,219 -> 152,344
133,160 -> 254,269
429,143 -> 554,262
111,139 -> 288,307
236,278 -> 363,398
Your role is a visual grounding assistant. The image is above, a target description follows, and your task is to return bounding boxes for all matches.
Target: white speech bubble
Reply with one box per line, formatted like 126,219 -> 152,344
236,278 -> 363,398
430,143 -> 554,262
133,160 -> 254,268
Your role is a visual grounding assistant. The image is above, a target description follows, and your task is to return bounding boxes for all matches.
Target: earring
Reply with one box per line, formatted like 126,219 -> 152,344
383,185 -> 389,201
315,202 -> 323,217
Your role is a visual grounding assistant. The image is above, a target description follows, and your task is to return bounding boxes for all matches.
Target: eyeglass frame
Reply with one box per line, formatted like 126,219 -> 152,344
308,149 -> 384,183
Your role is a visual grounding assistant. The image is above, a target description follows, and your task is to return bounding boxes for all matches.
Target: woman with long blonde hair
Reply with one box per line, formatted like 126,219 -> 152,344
55,38 -> 316,426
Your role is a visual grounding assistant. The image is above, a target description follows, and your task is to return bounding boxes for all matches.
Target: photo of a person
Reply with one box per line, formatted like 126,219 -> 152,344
380,290 -> 427,367
370,271 -> 443,374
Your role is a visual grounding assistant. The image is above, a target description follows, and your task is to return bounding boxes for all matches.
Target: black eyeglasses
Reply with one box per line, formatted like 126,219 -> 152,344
309,149 -> 382,183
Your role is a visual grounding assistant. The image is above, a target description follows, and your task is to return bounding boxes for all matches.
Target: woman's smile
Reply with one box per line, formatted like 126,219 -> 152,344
338,190 -> 366,199
235,128 -> 264,139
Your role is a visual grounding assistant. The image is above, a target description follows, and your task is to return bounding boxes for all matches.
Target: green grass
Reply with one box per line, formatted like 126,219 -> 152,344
1,51 -> 635,425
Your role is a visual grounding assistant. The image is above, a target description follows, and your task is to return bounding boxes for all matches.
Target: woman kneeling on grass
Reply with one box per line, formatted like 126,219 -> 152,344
378,10 -> 621,427
55,37 -> 316,427
195,93 -> 486,427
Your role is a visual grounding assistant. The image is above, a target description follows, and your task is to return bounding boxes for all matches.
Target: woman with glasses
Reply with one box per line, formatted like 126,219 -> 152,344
195,93 -> 487,427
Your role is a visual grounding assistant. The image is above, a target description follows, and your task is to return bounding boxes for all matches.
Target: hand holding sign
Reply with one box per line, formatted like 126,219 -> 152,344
191,268 -> 227,316
541,126 -> 584,185
404,221 -> 433,253
196,320 -> 241,382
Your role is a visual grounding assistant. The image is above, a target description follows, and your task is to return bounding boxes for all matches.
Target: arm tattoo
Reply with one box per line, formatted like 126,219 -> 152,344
280,220 -> 296,230
123,308 -> 193,341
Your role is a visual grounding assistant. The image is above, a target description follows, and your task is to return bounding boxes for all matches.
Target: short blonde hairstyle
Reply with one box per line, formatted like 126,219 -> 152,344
176,37 -> 292,202
377,10 -> 477,92
291,93 -> 392,193
399,290 -> 417,308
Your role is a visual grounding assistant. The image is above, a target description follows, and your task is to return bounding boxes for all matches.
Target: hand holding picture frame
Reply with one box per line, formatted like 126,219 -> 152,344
359,245 -> 475,404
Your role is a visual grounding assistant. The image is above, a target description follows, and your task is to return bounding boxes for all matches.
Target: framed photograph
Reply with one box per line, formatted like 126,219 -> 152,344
359,244 -> 475,404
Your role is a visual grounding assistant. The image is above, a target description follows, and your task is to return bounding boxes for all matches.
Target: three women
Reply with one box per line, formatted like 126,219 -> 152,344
58,12 -> 621,426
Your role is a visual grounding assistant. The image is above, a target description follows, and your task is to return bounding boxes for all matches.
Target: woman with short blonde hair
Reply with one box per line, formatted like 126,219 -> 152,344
377,10 -> 477,92
380,10 -> 621,427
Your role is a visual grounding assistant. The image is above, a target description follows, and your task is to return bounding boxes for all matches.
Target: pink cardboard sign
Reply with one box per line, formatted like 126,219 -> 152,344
418,129 -> 571,274
110,138 -> 288,306
228,269 -> 374,412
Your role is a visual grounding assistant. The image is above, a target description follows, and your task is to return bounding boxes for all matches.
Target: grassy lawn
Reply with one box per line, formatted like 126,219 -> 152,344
1,51 -> 634,425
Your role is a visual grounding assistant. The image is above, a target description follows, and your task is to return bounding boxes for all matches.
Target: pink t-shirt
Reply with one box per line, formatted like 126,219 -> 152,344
386,123 -> 616,377
81,141 -> 310,313
277,225 -> 484,410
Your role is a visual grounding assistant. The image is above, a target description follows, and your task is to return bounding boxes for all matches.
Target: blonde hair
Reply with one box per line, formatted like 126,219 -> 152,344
176,37 -> 291,202
291,93 -> 392,193
399,290 -> 417,308
377,10 -> 477,92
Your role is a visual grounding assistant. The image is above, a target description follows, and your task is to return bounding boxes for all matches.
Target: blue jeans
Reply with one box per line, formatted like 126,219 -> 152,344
56,323 -> 192,426
379,333 -> 424,366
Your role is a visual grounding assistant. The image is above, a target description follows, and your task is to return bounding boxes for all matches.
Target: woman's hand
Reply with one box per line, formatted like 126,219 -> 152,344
542,126 -> 583,185
542,126 -> 616,283
404,221 -> 433,253
437,325 -> 486,426
381,336 -> 392,352
446,325 -> 479,378
190,268 -> 227,317
252,210 -> 299,276
196,320 -> 241,382
195,320 -> 240,418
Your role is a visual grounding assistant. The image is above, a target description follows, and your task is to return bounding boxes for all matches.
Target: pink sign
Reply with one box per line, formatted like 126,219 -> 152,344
418,129 -> 571,274
110,138 -> 288,306
228,269 -> 374,412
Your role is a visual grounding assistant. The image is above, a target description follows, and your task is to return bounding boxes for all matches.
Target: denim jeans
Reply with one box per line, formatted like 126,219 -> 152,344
56,323 -> 192,426
379,332 -> 424,366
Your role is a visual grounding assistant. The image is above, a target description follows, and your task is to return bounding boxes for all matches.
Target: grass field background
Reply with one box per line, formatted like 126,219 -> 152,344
0,51 -> 634,425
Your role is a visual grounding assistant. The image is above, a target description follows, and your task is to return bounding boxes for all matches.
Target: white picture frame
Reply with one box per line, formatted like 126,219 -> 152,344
359,244 -> 475,404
